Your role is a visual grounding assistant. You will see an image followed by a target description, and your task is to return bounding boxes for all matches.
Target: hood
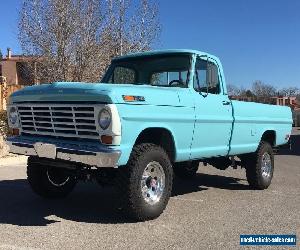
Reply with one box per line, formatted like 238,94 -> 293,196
10,82 -> 181,106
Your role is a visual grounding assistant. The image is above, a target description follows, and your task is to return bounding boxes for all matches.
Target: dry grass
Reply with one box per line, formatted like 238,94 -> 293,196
0,111 -> 9,137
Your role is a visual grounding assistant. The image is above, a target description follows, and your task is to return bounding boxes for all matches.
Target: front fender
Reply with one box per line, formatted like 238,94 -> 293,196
113,103 -> 195,166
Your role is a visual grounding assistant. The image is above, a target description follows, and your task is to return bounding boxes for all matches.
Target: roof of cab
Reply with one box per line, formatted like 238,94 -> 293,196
113,49 -> 218,61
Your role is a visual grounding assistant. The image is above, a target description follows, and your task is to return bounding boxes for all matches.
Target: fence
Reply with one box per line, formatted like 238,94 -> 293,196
0,84 -> 25,110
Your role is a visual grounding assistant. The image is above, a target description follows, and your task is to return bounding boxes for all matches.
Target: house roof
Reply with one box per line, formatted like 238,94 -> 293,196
1,55 -> 37,62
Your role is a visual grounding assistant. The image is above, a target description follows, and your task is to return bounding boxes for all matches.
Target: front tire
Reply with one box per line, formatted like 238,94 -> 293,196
242,141 -> 274,190
116,143 -> 173,221
27,157 -> 77,198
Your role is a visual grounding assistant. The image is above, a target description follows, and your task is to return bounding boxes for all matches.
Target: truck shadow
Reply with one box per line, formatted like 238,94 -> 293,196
0,173 -> 247,226
277,134 -> 300,156
172,173 -> 249,197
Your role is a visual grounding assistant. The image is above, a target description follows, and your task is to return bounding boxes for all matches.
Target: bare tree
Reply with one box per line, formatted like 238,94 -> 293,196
19,0 -> 160,83
240,89 -> 254,97
99,0 -> 160,73
251,80 -> 276,103
278,87 -> 299,97
227,84 -> 241,96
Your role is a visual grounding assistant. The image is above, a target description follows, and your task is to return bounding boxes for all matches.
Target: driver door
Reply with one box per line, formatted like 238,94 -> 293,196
190,57 -> 233,159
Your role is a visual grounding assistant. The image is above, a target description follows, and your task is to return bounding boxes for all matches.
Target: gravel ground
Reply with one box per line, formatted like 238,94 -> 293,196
0,129 -> 299,250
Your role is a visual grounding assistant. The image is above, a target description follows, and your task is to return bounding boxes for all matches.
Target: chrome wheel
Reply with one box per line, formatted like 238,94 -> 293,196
141,161 -> 165,205
46,168 -> 70,187
261,152 -> 272,178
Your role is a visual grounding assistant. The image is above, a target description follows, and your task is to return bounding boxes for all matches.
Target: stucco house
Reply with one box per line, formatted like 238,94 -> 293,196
0,48 -> 37,86
0,48 -> 39,110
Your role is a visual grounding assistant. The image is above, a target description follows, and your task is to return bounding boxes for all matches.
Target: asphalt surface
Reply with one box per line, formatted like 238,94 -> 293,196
0,130 -> 299,250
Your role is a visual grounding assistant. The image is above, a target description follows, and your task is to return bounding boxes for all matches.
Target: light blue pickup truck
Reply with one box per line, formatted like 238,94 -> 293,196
6,50 -> 292,221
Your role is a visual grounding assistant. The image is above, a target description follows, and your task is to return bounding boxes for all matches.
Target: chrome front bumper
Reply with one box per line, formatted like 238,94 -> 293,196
6,136 -> 121,168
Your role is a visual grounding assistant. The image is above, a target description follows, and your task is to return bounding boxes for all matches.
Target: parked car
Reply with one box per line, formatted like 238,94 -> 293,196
6,50 -> 292,221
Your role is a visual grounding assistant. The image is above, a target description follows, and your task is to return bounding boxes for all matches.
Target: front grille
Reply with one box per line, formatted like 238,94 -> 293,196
17,104 -> 99,139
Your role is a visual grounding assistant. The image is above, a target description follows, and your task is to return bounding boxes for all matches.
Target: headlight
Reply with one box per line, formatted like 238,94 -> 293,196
8,106 -> 18,125
99,109 -> 111,130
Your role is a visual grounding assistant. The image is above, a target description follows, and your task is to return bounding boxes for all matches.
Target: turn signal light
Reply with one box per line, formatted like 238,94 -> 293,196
122,95 -> 145,102
101,135 -> 113,144
123,95 -> 135,101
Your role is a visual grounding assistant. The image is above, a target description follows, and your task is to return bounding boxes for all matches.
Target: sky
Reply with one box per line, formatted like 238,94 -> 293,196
0,0 -> 299,89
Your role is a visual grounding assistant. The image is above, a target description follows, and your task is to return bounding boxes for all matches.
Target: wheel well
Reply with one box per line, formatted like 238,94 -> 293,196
261,130 -> 276,146
135,128 -> 176,162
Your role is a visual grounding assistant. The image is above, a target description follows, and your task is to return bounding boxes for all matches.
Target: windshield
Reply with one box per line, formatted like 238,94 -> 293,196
101,54 -> 191,87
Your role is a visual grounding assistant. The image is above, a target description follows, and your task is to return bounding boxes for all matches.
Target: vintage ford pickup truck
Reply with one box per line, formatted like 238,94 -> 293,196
6,49 -> 292,221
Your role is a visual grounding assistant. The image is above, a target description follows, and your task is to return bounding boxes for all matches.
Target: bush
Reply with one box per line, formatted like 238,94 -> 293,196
0,111 -> 9,137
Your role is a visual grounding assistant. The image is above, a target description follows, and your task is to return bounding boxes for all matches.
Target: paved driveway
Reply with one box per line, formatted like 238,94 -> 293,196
0,129 -> 299,249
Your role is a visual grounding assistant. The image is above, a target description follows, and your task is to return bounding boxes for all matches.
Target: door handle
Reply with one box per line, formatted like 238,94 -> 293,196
222,100 -> 231,105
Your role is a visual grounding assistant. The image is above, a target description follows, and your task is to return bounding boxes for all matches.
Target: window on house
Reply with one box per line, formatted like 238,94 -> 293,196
285,99 -> 289,105
16,62 -> 34,85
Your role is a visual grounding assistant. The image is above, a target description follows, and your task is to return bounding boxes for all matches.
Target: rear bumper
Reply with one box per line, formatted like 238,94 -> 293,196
6,136 -> 121,168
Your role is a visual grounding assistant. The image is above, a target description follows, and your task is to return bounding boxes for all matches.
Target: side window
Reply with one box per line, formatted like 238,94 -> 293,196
207,62 -> 220,94
193,59 -> 207,92
109,66 -> 135,84
194,58 -> 220,94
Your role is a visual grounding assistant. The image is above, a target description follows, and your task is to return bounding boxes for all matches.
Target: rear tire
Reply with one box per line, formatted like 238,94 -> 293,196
242,141 -> 274,190
116,143 -> 173,221
27,157 -> 77,198
173,161 -> 199,179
